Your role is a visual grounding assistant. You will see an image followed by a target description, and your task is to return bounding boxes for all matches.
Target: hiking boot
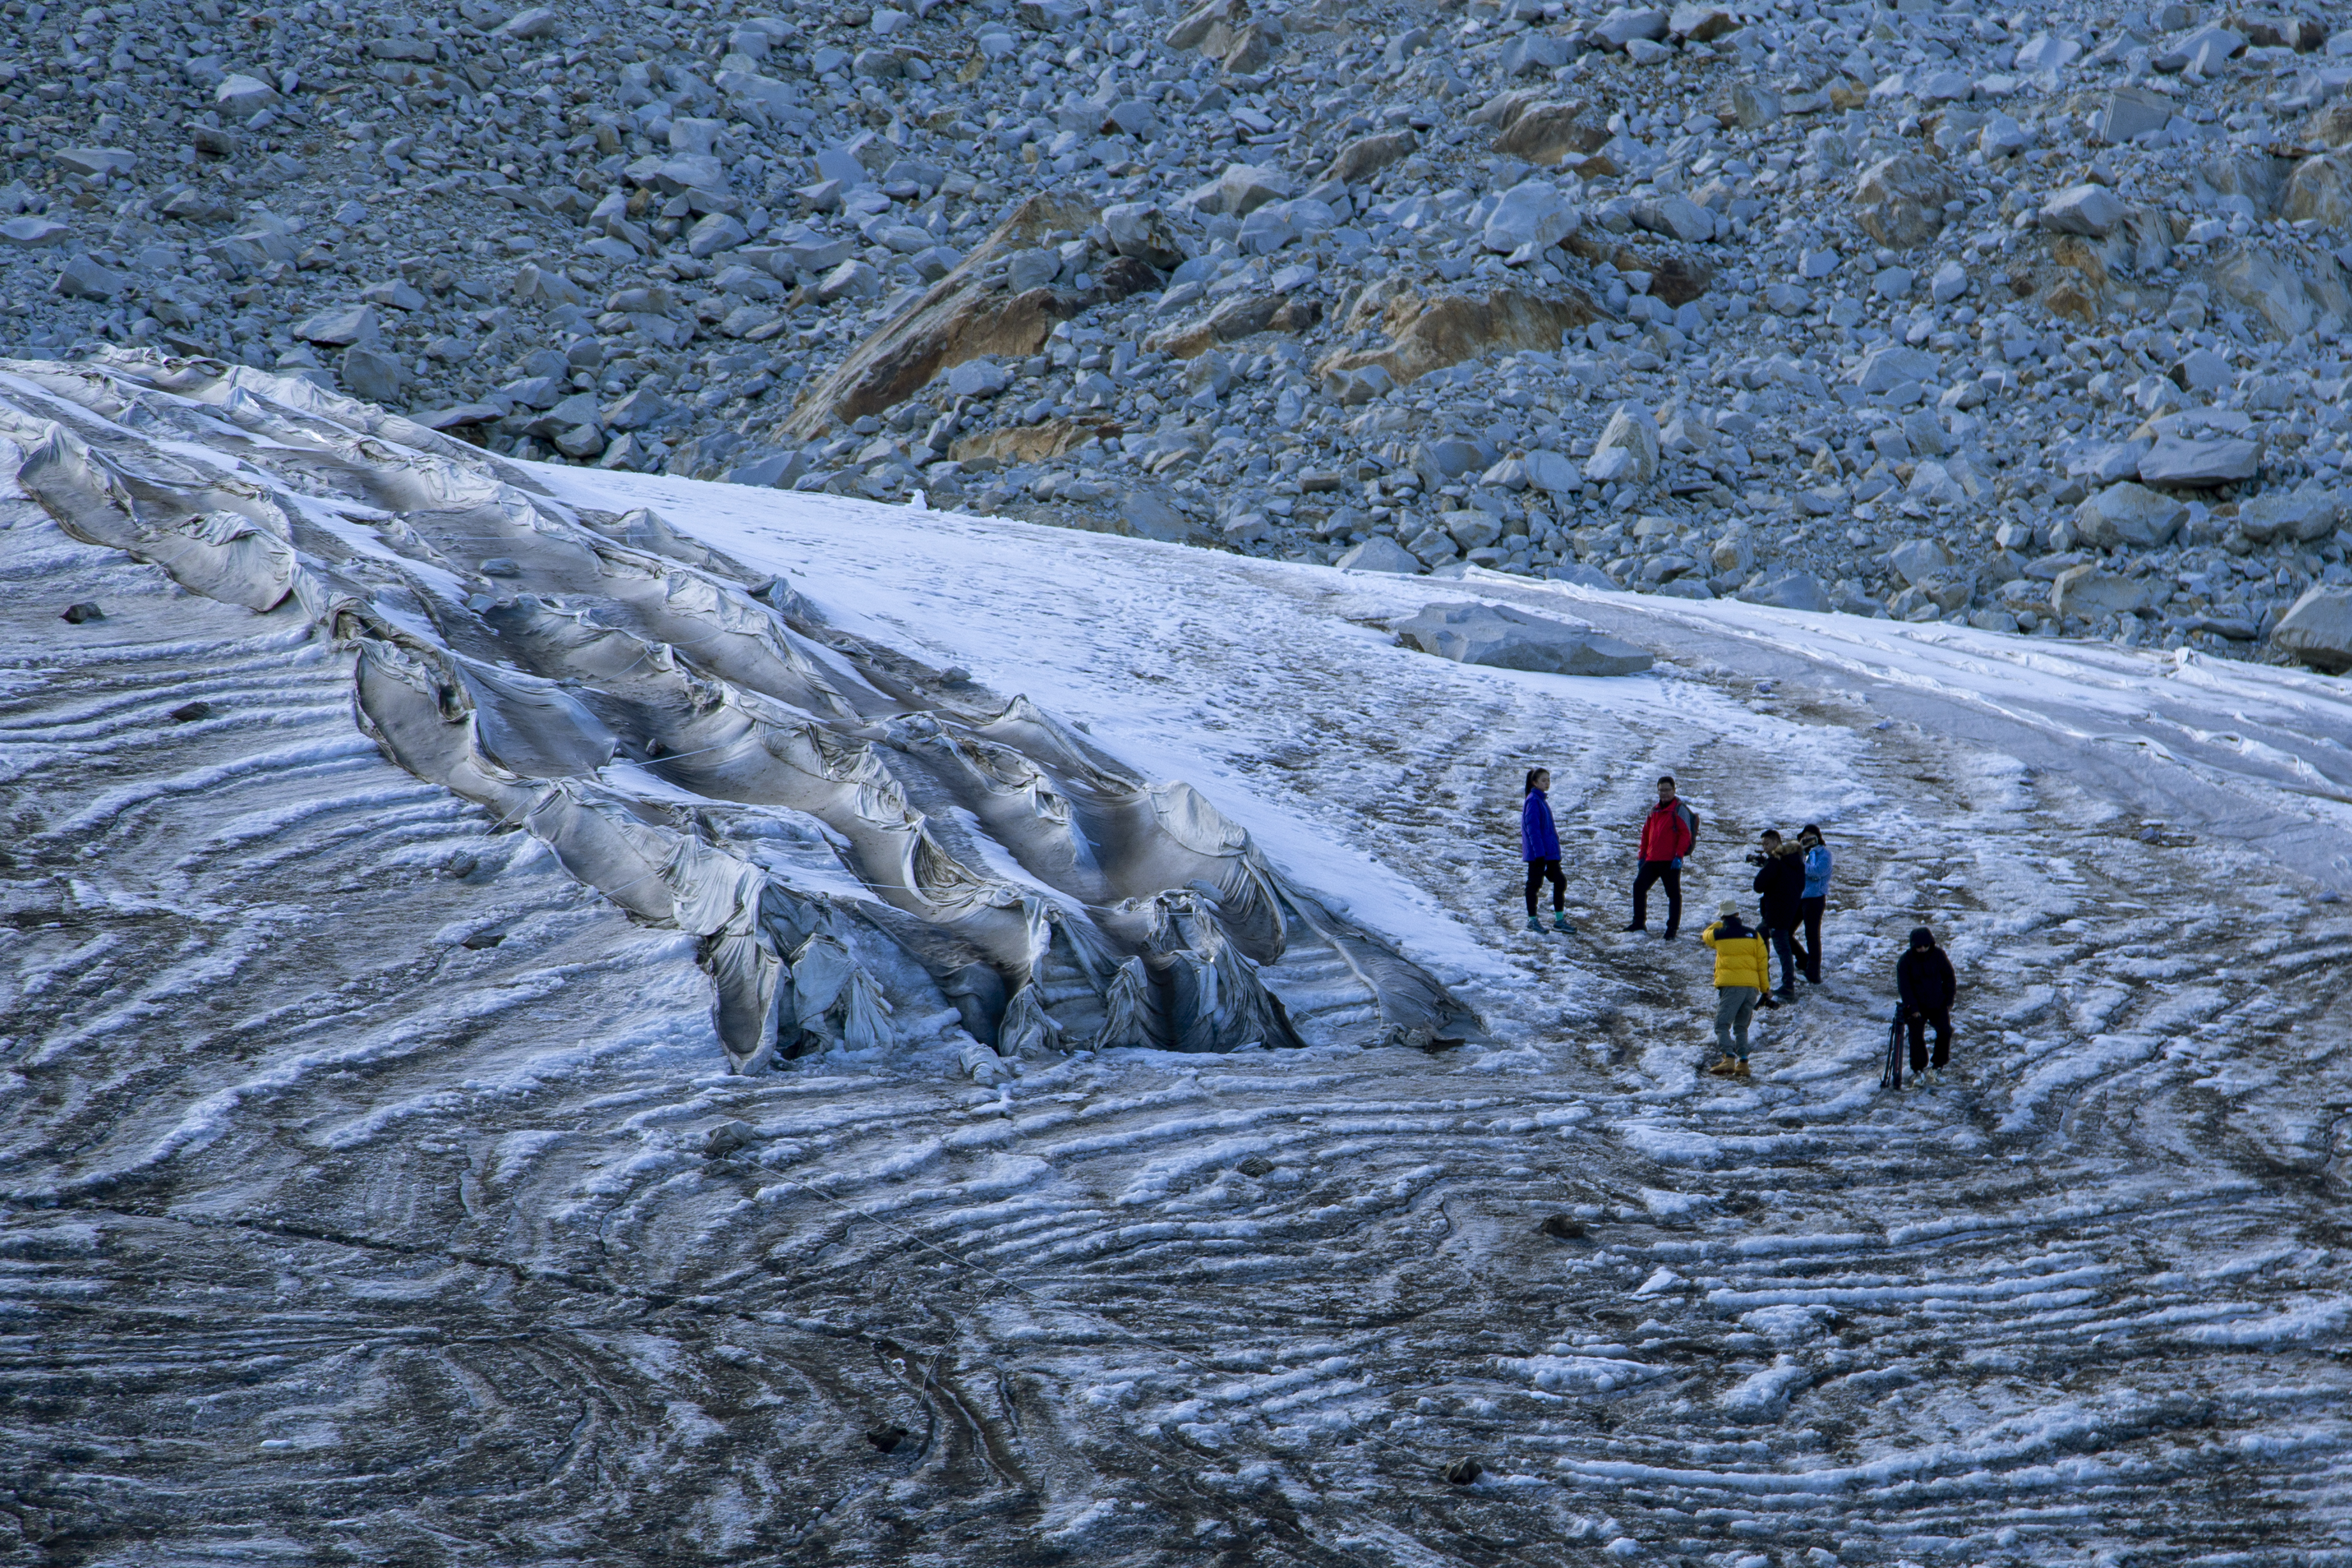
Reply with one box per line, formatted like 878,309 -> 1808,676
1757,994 -> 1781,1009
1553,912 -> 1576,932
1775,987 -> 1797,1002
1660,928 -> 1680,940
1620,922 -> 1647,933
1707,1056 -> 1740,1076
1733,1058 -> 1751,1078
1526,914 -> 1544,931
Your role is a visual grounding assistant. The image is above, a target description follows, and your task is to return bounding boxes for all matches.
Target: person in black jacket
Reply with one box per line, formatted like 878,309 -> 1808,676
1750,830 -> 1805,1005
1895,926 -> 1957,1082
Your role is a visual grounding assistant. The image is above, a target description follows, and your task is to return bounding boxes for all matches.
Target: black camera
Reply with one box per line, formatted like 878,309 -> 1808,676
1744,849 -> 1769,866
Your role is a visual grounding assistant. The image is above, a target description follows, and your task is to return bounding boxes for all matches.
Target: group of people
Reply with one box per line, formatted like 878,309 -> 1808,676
1519,771 -> 1959,1088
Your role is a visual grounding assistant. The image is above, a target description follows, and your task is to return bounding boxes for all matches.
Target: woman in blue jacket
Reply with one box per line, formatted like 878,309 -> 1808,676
1797,824 -> 1832,983
1523,769 -> 1572,932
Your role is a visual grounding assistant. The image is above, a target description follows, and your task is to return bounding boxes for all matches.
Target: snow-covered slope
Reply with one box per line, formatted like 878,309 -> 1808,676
4,357 -> 2349,1566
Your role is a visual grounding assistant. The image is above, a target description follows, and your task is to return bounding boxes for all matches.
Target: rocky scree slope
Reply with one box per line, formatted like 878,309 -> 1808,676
6,0 -> 2352,668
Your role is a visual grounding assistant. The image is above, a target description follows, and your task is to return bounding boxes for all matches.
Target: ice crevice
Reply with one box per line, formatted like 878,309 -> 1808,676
1,350 -> 1478,1074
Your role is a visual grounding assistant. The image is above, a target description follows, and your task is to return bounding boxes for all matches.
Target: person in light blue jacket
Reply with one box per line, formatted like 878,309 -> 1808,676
1797,824 -> 1832,984
1521,769 -> 1572,932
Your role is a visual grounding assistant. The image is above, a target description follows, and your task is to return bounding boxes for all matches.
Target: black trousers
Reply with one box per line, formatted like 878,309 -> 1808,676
1798,895 -> 1825,981
1906,1007 -> 1952,1071
1631,860 -> 1680,933
1525,858 -> 1565,916
1764,923 -> 1798,993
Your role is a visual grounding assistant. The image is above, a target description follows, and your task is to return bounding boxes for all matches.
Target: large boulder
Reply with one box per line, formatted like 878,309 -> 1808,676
1590,7 -> 1670,49
2211,247 -> 2352,340
1391,602 -> 1654,675
784,193 -> 1096,436
2284,153 -> 2352,229
1101,201 -> 1187,268
2238,486 -> 2341,544
2073,482 -> 2187,548
1492,100 -> 1611,167
2138,436 -> 2261,488
1587,405 -> 1661,484
2040,183 -> 2126,236
1324,130 -> 1417,185
1180,162 -> 1293,217
2270,587 -> 2352,672
2050,564 -> 2153,619
1737,571 -> 1833,613
1852,154 -> 1959,250
1313,285 -> 1603,388
1886,536 -> 1956,586
1336,535 -> 1423,573
1482,180 -> 1578,255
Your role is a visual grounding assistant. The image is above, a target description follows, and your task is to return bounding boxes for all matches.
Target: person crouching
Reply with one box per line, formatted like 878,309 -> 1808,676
1701,900 -> 1769,1078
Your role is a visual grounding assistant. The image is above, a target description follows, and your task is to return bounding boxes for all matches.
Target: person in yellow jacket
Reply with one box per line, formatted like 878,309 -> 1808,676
1701,900 -> 1769,1078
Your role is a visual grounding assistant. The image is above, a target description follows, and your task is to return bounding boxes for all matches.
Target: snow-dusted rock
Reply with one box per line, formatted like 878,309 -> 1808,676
1391,601 -> 1655,675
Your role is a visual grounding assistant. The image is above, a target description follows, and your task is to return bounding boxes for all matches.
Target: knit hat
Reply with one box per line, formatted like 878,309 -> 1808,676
1718,900 -> 1738,918
1909,926 -> 1934,948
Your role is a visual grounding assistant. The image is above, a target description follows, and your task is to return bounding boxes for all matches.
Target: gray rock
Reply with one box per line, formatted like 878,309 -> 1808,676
1591,7 -> 1671,49
1483,180 -> 1578,254
1327,364 -> 1396,404
1004,248 -> 1062,292
1391,601 -> 1654,675
52,147 -> 136,179
1,216 -> 70,248
603,388 -> 672,430
2089,86 -> 2173,143
1336,535 -> 1422,573
2040,183 -> 2126,236
819,259 -> 881,301
359,278 -> 428,311
1850,343 -> 1939,394
2238,486 -> 2341,543
339,345 -> 407,403
947,359 -> 1013,397
1738,571 -> 1834,613
726,450 -> 808,488
295,303 -> 380,346
215,73 -> 279,116
1590,406 -> 1661,483
1928,261 -> 1970,303
2051,563 -> 2153,618
2270,586 -> 2352,672
497,5 -> 561,38
686,213 -> 750,258
1633,193 -> 1714,244
51,257 -> 124,299
1120,490 -> 1198,542
1523,449 -> 1582,494
2139,437 -> 2261,487
2074,482 -> 2188,548
1182,163 -> 1293,218
1102,202 -> 1186,268
1887,536 -> 1956,586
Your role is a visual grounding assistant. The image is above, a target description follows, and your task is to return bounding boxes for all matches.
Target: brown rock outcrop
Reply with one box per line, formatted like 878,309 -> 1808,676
783,193 -> 1097,438
1313,286 -> 1606,388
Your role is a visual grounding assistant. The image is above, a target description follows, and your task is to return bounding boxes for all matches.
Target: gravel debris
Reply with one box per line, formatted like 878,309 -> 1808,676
4,0 -> 2351,664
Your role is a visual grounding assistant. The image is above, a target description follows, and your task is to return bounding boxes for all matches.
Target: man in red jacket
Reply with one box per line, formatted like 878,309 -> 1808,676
1623,775 -> 1697,938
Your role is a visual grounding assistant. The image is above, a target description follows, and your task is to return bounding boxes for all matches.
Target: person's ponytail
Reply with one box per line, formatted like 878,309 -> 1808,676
1524,769 -> 1542,796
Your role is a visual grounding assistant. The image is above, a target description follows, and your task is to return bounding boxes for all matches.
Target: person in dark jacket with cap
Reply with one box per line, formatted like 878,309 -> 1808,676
1895,926 -> 1957,1083
1751,829 -> 1805,1006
